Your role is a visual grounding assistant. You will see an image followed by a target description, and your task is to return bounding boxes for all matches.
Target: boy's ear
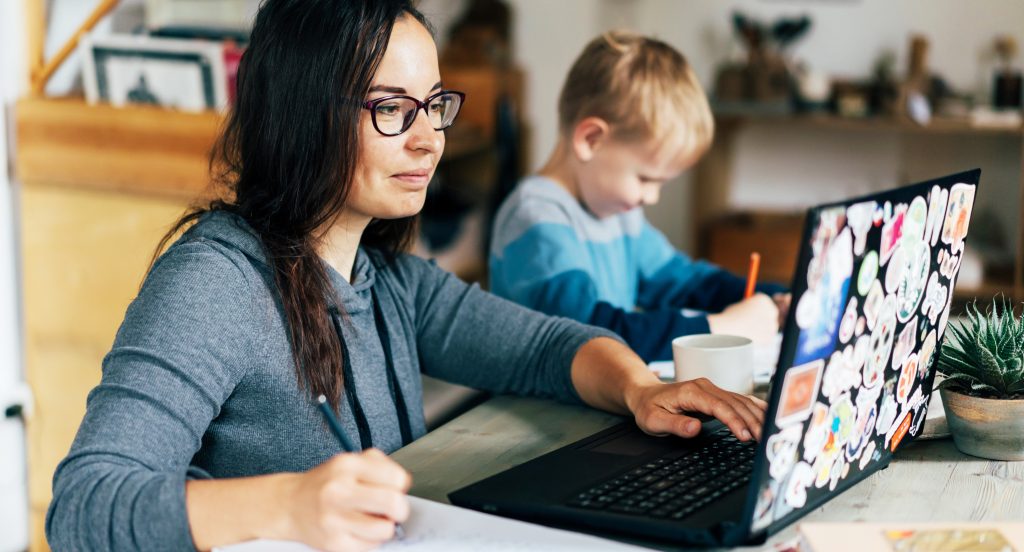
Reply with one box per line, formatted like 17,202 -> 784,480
571,117 -> 611,162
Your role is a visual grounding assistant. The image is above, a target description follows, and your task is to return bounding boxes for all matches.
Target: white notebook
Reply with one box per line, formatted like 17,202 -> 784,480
215,495 -> 651,551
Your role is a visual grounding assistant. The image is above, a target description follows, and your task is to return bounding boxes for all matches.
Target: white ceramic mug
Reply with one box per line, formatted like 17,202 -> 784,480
672,334 -> 754,394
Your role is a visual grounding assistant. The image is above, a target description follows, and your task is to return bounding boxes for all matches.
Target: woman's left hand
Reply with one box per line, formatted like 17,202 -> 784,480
624,378 -> 768,442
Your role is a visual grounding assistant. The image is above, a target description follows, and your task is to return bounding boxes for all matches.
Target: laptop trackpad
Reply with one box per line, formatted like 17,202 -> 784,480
586,430 -> 673,456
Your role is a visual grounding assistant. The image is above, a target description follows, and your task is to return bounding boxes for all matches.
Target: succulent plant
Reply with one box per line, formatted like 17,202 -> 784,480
938,296 -> 1024,399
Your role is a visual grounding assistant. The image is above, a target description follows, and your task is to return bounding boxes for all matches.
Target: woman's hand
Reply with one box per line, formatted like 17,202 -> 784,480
624,379 -> 768,442
283,448 -> 412,552
706,293 -> 779,343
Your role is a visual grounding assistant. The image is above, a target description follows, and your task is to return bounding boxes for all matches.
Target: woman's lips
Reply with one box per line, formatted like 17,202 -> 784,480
391,170 -> 431,188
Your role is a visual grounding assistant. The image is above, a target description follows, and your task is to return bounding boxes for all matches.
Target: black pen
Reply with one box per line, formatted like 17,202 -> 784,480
317,394 -> 405,540
317,394 -> 357,452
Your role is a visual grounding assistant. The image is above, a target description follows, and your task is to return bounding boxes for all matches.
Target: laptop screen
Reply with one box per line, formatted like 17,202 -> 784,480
746,169 -> 981,535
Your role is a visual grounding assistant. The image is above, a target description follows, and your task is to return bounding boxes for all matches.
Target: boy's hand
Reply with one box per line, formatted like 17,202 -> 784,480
772,292 -> 791,327
625,380 -> 767,442
706,293 -> 779,342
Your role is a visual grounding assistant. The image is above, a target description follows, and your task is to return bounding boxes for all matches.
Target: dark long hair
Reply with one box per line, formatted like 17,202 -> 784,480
152,0 -> 431,410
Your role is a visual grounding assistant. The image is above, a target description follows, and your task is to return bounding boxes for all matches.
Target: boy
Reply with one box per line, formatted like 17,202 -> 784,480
489,31 -> 788,362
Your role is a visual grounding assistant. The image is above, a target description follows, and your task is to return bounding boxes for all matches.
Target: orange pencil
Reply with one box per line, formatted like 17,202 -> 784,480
744,252 -> 761,299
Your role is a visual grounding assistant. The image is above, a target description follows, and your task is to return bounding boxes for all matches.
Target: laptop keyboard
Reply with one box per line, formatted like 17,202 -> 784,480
566,428 -> 756,520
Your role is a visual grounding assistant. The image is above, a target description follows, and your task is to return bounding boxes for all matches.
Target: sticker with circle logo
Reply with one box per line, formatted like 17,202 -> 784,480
857,251 -> 879,296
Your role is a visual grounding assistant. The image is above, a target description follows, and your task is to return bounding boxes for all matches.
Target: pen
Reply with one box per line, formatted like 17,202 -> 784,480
744,252 -> 761,299
317,394 -> 405,540
317,394 -> 357,452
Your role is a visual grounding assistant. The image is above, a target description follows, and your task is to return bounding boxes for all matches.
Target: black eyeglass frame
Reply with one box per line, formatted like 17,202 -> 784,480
362,90 -> 466,136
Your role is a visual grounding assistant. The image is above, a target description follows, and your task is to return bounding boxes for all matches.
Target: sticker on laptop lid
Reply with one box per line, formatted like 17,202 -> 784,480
775,360 -> 824,427
926,184 -> 949,247
942,183 -> 976,253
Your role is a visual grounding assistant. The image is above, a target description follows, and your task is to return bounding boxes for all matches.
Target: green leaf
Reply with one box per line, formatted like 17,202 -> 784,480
970,381 -> 1000,396
976,337 -> 1004,382
938,296 -> 1024,396
939,373 -> 981,392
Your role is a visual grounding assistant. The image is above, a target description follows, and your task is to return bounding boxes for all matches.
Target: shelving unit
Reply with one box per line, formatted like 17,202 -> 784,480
693,112 -> 1024,305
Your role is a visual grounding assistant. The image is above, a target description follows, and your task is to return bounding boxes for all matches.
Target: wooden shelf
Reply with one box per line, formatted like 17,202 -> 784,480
15,96 -> 494,200
715,112 -> 1024,137
695,108 -> 1024,305
16,97 -> 222,199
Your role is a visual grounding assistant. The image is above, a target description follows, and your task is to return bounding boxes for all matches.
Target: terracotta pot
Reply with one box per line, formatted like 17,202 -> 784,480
939,387 -> 1024,461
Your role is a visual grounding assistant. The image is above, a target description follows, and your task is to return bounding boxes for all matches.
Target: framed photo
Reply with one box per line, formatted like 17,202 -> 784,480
81,33 -> 228,112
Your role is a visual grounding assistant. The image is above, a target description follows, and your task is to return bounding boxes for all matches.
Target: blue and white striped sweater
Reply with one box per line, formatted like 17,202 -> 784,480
490,176 -> 782,362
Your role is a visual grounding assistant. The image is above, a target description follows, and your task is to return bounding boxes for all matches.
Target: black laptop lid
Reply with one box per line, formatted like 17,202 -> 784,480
741,169 -> 981,538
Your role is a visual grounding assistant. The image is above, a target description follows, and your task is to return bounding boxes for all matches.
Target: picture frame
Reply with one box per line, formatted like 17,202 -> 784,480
80,33 -> 228,112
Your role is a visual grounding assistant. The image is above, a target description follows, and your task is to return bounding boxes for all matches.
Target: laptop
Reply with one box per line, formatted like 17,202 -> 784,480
449,169 -> 982,547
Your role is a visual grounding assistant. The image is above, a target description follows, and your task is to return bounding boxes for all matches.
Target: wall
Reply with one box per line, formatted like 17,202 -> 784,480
0,0 -> 28,549
501,0 -> 1024,253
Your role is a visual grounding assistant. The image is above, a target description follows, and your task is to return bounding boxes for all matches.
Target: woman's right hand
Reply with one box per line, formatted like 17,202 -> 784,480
706,293 -> 779,343
284,448 -> 412,552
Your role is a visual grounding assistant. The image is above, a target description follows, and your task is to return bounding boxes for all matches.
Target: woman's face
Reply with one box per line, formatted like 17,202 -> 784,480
347,15 -> 444,224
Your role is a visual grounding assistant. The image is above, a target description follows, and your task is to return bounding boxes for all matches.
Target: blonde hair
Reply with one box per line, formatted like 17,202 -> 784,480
558,30 -> 713,159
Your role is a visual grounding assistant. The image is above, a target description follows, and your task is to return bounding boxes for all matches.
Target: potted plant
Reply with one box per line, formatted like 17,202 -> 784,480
937,296 -> 1024,460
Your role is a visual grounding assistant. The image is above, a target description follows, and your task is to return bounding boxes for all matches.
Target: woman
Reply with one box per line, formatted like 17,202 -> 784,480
46,1 -> 766,550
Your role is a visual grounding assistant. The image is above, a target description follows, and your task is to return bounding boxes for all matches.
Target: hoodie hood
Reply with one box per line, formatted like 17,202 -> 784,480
186,210 -> 376,314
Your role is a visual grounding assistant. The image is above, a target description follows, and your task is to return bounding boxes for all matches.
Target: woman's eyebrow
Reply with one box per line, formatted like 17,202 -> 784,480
368,81 -> 444,94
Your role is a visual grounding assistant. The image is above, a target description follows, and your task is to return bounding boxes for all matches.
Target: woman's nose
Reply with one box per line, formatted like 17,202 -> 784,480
405,108 -> 443,154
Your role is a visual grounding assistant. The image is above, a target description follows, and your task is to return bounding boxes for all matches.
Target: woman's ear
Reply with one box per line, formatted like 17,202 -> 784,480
571,117 -> 611,162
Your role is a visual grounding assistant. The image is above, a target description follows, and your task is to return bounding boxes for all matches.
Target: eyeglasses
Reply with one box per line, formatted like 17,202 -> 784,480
362,90 -> 466,136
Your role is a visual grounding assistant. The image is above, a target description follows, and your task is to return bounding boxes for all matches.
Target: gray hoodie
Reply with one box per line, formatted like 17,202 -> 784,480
46,210 -> 616,551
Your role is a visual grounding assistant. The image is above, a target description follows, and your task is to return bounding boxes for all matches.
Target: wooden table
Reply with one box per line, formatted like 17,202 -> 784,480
392,395 -> 1024,551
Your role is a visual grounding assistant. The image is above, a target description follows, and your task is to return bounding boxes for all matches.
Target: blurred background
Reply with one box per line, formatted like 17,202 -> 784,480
1,1 -> 1023,550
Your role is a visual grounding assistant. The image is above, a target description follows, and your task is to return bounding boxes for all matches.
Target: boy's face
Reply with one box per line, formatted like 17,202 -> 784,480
576,135 -> 695,219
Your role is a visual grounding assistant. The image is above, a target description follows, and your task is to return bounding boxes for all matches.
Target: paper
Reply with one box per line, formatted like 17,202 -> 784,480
215,496 -> 650,551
